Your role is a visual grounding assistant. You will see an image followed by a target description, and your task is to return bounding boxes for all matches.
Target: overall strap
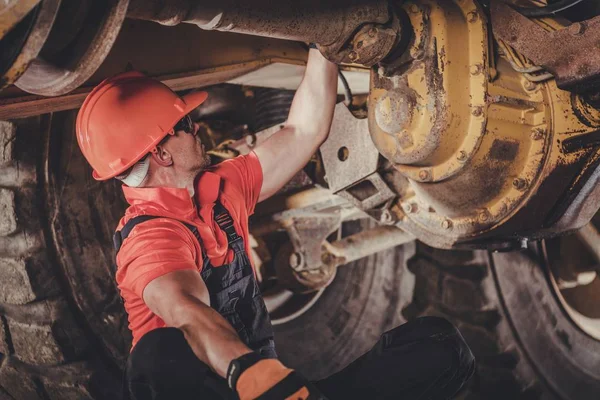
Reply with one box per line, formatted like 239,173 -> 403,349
113,215 -> 202,254
213,201 -> 241,244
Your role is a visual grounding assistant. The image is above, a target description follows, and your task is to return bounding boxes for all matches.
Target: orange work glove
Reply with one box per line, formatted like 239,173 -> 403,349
226,352 -> 329,400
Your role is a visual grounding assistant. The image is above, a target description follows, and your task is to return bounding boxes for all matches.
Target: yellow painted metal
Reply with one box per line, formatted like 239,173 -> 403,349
369,0 -> 489,183
368,0 -> 600,247
0,0 -> 41,39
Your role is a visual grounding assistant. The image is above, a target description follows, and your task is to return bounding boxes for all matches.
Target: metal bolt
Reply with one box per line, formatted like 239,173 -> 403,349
368,27 -> 378,37
479,210 -> 490,222
412,49 -> 425,61
467,11 -> 478,23
404,203 -> 415,213
512,178 -> 528,191
289,252 -> 303,270
470,64 -> 482,75
457,150 -> 468,161
409,4 -> 420,14
532,128 -> 545,140
441,219 -> 453,230
245,134 -> 257,147
569,22 -> 585,36
524,80 -> 537,91
419,170 -> 430,181
472,106 -> 484,117
348,51 -> 359,61
381,209 -> 393,224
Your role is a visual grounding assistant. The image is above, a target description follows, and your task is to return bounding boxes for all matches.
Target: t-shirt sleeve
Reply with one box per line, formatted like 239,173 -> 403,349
115,219 -> 199,299
215,151 -> 264,214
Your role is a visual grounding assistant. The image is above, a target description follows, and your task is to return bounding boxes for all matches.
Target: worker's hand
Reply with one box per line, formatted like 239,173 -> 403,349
227,352 -> 329,400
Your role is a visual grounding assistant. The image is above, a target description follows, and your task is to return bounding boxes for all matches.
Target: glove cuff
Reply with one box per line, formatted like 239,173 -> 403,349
226,352 -> 266,390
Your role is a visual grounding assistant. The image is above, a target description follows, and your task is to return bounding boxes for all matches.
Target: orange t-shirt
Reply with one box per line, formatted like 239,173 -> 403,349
115,152 -> 263,348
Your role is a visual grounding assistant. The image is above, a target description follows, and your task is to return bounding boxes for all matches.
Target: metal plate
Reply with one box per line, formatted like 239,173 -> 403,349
319,103 -> 379,193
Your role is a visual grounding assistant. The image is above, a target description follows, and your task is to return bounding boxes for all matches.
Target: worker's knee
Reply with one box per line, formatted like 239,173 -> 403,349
380,316 -> 475,381
126,328 -> 209,390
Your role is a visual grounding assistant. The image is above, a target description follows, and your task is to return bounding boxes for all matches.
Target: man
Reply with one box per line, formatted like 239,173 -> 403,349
76,48 -> 475,400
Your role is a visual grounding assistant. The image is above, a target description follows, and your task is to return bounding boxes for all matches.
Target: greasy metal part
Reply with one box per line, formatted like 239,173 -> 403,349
320,103 -> 378,193
491,1 -> 600,92
344,0 -> 600,249
0,20 -> 309,119
318,18 -> 401,67
323,225 -> 414,268
0,0 -> 60,90
15,0 -> 130,96
0,0 -> 41,38
369,0 -> 489,184
338,172 -> 396,210
127,0 -> 390,46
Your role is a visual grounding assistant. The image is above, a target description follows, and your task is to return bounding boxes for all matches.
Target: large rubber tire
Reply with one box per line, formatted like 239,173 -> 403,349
0,114 -> 126,399
403,242 -> 600,400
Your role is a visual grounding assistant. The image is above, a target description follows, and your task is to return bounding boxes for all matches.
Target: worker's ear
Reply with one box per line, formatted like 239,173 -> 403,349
150,145 -> 174,167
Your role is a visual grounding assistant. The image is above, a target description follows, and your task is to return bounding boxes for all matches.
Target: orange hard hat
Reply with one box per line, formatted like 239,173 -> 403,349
76,71 -> 208,180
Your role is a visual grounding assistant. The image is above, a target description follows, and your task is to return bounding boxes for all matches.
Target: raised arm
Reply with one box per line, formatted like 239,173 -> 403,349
254,48 -> 338,202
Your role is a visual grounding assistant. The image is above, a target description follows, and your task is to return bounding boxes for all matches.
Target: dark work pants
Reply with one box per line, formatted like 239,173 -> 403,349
125,316 -> 475,400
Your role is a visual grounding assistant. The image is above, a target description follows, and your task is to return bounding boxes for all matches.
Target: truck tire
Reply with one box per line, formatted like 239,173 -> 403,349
0,114 -> 126,399
401,242 -> 600,400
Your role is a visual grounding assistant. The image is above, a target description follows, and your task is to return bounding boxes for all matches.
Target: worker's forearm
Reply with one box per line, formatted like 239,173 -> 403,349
173,296 -> 252,378
287,48 -> 339,141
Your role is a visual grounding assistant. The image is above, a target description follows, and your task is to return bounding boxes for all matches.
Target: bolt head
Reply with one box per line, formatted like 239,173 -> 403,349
348,51 -> 358,61
368,27 -> 378,38
479,210 -> 490,222
404,203 -> 414,213
418,170 -> 430,181
409,4 -> 420,14
532,128 -> 545,140
441,219 -> 452,229
524,80 -> 537,91
470,64 -> 482,75
457,150 -> 468,161
472,106 -> 484,117
512,178 -> 528,191
381,210 -> 393,223
467,11 -> 478,23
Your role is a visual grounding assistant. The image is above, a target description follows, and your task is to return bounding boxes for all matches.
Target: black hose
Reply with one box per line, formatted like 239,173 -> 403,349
516,0 -> 585,17
338,69 -> 353,108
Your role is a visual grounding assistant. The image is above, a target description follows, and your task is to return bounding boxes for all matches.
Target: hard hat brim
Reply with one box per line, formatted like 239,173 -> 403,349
92,90 -> 209,181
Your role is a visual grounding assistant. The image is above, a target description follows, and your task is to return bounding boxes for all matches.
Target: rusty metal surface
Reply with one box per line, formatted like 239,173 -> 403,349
320,103 -> 378,193
338,172 -> 396,211
0,0 -> 41,39
15,0 -> 130,96
0,19 -> 308,119
491,1 -> 600,92
318,18 -> 401,67
323,225 -> 414,267
0,0 -> 60,90
127,0 -> 390,48
369,0 -> 489,183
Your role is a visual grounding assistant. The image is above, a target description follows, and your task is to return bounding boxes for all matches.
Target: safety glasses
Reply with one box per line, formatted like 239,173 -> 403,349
173,114 -> 195,135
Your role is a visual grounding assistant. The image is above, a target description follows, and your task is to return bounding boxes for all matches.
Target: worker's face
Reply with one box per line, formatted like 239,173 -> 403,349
174,121 -> 211,173
161,117 -> 211,176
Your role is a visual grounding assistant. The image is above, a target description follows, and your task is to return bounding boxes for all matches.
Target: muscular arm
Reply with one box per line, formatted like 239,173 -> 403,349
254,48 -> 338,202
142,269 -> 252,378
